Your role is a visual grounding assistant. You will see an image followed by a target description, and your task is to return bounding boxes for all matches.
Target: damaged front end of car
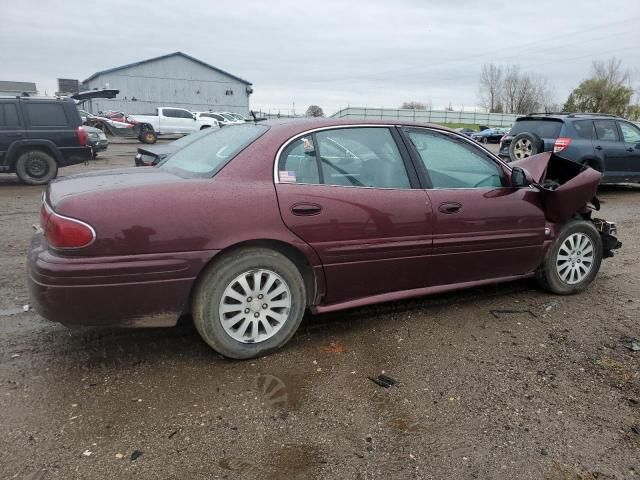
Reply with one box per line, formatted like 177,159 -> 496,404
512,152 -> 622,258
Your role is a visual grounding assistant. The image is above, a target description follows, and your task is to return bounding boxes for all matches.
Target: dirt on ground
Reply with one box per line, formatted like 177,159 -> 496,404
0,141 -> 639,479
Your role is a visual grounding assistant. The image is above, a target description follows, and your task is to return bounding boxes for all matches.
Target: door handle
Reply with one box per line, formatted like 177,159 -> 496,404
291,203 -> 322,216
594,145 -> 603,151
438,202 -> 462,214
627,147 -> 634,152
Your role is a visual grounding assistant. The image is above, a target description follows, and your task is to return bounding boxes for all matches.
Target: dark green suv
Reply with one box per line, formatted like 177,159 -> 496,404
0,96 -> 91,184
499,113 -> 640,184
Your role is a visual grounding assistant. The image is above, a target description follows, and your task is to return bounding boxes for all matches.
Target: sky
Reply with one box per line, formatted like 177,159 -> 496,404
1,0 -> 639,115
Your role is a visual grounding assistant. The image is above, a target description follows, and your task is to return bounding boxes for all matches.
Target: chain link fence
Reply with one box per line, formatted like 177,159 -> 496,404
331,107 -> 519,127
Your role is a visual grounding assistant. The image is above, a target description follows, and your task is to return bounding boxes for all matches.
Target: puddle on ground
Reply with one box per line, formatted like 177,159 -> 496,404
255,373 -> 309,412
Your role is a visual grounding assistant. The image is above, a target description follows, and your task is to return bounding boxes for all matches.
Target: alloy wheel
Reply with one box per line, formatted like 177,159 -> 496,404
513,138 -> 532,159
556,233 -> 594,285
218,269 -> 292,343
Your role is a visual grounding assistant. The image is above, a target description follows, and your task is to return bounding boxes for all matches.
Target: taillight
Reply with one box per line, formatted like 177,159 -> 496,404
41,202 -> 95,249
553,137 -> 572,153
77,126 -> 88,146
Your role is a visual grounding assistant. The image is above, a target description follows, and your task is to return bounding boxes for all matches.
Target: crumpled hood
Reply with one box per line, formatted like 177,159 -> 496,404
513,152 -> 602,223
47,168 -> 184,208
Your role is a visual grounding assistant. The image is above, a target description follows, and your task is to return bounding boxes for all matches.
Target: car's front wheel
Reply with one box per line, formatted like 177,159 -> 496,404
537,219 -> 603,294
193,248 -> 306,359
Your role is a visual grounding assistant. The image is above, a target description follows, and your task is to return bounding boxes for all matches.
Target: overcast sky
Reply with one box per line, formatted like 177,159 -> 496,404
1,0 -> 639,115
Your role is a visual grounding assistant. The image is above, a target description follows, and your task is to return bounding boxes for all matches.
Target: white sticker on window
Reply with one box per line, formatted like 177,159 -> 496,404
279,171 -> 297,183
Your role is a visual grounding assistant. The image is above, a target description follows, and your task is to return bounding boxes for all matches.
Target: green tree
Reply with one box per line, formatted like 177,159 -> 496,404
305,105 -> 325,117
564,58 -> 634,116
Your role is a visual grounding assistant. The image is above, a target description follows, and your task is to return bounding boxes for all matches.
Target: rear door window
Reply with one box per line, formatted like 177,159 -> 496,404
510,119 -> 562,139
24,103 -> 68,127
573,120 -> 595,139
594,120 -> 620,141
315,127 -> 410,189
0,103 -> 21,128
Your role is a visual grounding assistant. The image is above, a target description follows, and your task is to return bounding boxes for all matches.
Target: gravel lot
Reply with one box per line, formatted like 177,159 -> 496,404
1,140 -> 639,479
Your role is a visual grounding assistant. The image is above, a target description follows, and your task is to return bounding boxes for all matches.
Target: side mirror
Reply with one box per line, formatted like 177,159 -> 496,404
193,115 -> 197,121
511,166 -> 532,187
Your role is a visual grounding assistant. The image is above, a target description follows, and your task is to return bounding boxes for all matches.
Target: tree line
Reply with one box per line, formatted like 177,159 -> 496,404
477,58 -> 639,119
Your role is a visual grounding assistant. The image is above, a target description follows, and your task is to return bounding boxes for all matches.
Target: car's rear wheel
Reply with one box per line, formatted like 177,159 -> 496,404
482,137 -> 489,144
139,127 -> 157,144
193,248 -> 306,359
509,132 -> 543,161
15,150 -> 58,185
536,219 -> 602,295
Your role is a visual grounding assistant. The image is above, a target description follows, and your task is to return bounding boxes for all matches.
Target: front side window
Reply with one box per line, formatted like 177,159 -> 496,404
278,136 -> 319,184
159,124 -> 268,178
315,128 -> 410,188
594,120 -> 620,141
619,122 -> 640,143
25,103 -> 68,127
406,129 -> 504,189
163,109 -> 178,118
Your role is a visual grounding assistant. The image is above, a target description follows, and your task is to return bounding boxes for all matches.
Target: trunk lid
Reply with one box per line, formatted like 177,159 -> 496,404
512,152 -> 601,223
47,168 -> 184,209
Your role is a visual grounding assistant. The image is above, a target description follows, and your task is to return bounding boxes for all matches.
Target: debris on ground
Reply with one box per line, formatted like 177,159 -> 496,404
631,426 -> 640,436
130,450 -> 143,461
168,430 -> 178,439
489,309 -> 537,319
320,341 -> 347,353
10,353 -> 20,359
82,450 -> 92,457
22,304 -> 30,312
621,336 -> 640,352
115,453 -> 124,460
368,374 -> 397,388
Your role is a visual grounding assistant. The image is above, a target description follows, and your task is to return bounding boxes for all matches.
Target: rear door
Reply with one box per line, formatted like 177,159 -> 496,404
402,127 -> 545,286
275,126 -> 433,304
617,121 -> 640,179
0,101 -> 24,165
592,119 -> 628,177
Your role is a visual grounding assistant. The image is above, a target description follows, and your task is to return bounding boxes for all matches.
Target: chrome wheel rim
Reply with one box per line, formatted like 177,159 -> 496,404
556,233 -> 594,285
219,269 -> 291,343
513,138 -> 532,159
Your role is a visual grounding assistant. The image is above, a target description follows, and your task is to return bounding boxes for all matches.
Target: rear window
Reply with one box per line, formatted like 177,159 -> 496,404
510,119 -> 562,139
25,103 -> 69,127
158,124 -> 268,178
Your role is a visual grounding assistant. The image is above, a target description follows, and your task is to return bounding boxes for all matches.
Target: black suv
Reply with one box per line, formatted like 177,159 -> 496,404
0,96 -> 91,184
499,113 -> 640,183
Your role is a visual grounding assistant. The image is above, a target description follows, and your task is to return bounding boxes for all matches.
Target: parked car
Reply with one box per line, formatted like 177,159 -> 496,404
471,127 -> 508,144
455,127 -> 476,137
0,96 -> 91,184
226,112 -> 248,122
221,112 -> 246,123
28,119 -> 620,359
195,112 -> 234,126
129,107 -> 218,144
499,113 -> 640,184
84,125 -> 108,158
134,128 -> 215,166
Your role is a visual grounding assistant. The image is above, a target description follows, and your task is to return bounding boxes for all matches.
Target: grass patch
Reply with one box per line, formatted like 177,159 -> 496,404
437,122 -> 482,130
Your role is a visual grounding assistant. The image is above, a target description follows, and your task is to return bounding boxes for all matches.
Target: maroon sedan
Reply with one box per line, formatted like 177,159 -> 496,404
28,119 -> 620,359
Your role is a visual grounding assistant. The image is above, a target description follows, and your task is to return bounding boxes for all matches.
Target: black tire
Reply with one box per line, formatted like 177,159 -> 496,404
91,149 -> 98,159
138,127 -> 157,144
509,132 -> 544,162
193,247 -> 306,359
536,219 -> 603,295
15,150 -> 58,185
482,137 -> 489,144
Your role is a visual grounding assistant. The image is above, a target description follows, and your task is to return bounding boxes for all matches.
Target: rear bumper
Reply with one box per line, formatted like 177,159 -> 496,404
27,234 -> 219,328
59,146 -> 92,167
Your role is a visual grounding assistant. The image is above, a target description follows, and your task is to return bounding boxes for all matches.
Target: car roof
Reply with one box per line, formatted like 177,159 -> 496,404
517,112 -> 623,122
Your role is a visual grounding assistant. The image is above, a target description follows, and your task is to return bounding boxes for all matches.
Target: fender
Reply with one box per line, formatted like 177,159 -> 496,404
578,156 -> 604,173
5,139 -> 63,169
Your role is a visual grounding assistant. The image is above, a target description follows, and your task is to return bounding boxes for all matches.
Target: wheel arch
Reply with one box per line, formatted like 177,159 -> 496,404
6,140 -> 62,169
579,156 -> 603,172
189,238 -> 321,314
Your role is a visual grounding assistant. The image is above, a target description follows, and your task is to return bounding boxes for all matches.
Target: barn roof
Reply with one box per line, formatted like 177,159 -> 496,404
82,51 -> 252,85
0,81 -> 37,93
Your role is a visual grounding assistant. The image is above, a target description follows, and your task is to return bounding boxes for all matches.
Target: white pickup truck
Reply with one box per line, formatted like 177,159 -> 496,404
129,107 -> 218,144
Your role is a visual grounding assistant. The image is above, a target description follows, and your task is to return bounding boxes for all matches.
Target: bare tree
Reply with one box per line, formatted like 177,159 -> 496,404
478,63 -> 503,112
499,66 -> 554,114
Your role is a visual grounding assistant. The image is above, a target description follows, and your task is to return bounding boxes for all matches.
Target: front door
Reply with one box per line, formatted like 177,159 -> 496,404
617,120 -> 640,179
275,126 -> 433,304
592,119 -> 628,178
401,127 -> 546,286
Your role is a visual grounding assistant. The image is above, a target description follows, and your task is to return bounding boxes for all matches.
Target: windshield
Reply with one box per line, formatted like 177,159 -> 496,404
220,113 -> 237,121
158,124 -> 268,178
510,119 -> 563,139
169,128 -> 215,148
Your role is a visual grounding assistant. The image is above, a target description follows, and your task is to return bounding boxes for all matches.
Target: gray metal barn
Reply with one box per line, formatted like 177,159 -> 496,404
0,81 -> 37,97
81,52 -> 253,115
